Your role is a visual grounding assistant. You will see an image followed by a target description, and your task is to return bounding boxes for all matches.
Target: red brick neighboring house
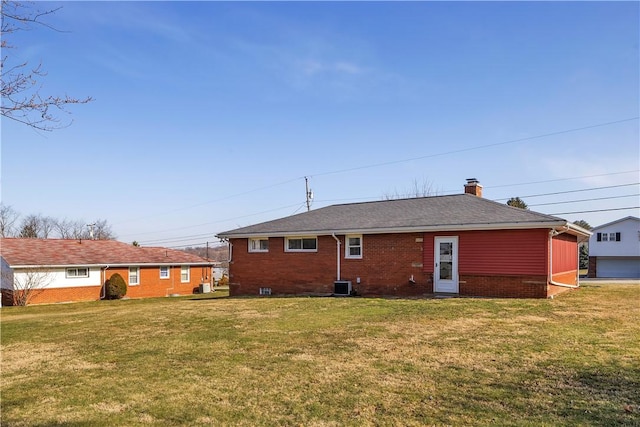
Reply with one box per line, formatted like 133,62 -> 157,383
217,180 -> 591,299
0,238 -> 213,305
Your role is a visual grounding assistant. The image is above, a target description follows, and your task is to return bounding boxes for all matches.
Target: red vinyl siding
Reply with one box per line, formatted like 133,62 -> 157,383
552,233 -> 578,274
423,229 -> 548,276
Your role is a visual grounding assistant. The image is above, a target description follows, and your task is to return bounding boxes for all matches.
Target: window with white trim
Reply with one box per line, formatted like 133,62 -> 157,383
160,266 -> 170,279
249,238 -> 269,252
66,267 -> 89,278
285,237 -> 317,252
597,232 -> 622,242
129,267 -> 139,285
181,266 -> 190,283
346,235 -> 363,259
259,287 -> 272,295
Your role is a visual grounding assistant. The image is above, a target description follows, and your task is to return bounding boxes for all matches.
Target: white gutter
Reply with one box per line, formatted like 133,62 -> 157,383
331,233 -> 341,281
548,227 -> 580,289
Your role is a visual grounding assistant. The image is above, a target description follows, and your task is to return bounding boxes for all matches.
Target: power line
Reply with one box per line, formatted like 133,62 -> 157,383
114,117 -> 638,228
478,170 -> 638,190
308,117 -> 639,178
492,183 -> 640,201
127,202 -> 304,241
529,194 -> 640,207
548,207 -> 639,215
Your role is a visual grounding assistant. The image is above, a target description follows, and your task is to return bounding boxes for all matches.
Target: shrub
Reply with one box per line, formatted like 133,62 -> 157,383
218,275 -> 229,287
105,273 -> 127,300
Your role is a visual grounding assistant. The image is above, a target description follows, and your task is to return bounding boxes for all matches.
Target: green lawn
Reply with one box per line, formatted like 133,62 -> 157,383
1,284 -> 639,426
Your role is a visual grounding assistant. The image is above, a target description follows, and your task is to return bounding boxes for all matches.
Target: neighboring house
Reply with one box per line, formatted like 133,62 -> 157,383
587,216 -> 640,278
217,179 -> 591,299
0,238 -> 214,305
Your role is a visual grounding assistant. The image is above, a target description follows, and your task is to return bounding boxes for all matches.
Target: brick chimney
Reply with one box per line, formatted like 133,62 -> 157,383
464,178 -> 483,197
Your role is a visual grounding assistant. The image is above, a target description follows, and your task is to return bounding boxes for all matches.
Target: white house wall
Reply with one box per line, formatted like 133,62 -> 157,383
13,267 -> 102,289
589,218 -> 640,257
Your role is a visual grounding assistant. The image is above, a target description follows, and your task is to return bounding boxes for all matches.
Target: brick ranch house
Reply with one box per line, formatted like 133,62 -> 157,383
217,180 -> 591,299
0,238 -> 213,305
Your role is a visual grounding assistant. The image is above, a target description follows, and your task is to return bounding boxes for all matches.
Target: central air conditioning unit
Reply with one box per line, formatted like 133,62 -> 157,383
334,280 -> 352,296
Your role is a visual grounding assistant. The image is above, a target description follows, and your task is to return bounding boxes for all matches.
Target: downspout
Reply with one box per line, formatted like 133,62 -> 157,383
331,233 -> 341,281
548,227 -> 579,289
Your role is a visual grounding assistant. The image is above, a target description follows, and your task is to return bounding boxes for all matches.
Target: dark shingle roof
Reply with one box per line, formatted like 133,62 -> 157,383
218,194 -> 572,238
0,238 -> 213,267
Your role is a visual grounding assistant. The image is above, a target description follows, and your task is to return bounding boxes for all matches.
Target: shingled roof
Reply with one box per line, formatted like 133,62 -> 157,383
0,238 -> 213,267
217,194 -> 589,238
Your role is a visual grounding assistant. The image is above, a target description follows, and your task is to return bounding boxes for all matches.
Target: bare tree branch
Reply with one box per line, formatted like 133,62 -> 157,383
11,267 -> 53,306
1,0 -> 93,131
0,204 -> 20,237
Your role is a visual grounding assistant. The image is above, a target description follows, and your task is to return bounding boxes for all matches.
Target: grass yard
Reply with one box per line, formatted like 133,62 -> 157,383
1,284 -> 639,426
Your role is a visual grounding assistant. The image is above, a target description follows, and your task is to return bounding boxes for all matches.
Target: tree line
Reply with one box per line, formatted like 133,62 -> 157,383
0,205 -> 115,239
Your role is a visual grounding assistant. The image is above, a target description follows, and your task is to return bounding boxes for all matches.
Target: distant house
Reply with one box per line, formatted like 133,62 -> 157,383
0,238 -> 214,305
587,216 -> 640,278
217,179 -> 591,299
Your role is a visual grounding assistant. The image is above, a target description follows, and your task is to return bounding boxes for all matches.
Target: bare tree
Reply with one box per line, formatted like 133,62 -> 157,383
54,218 -> 87,239
18,214 -> 39,237
11,267 -> 53,306
2,207 -> 116,239
0,204 -> 20,237
39,215 -> 56,238
384,178 -> 438,200
1,0 -> 92,131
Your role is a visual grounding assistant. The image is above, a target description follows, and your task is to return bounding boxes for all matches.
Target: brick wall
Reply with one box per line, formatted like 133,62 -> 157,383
229,230 -> 577,299
460,274 -> 549,298
23,285 -> 103,305
107,265 -> 209,299
229,233 -> 431,297
2,264 -> 211,305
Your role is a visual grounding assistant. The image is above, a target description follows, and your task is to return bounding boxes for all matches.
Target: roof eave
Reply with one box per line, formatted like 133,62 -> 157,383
9,262 -> 214,269
218,221 -> 575,239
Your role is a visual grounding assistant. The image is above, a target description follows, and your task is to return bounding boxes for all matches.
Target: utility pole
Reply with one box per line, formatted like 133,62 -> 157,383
305,177 -> 313,212
87,223 -> 96,240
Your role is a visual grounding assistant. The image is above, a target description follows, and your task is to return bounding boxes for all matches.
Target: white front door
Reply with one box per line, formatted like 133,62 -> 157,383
434,237 -> 459,293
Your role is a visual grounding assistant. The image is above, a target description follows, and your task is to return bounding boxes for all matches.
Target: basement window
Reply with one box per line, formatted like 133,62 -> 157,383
249,238 -> 269,252
66,267 -> 89,278
259,287 -> 272,295
285,237 -> 317,252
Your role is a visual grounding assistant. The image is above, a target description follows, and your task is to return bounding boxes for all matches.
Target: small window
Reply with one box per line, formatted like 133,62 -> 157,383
66,267 -> 89,278
602,233 -> 608,242
259,287 -> 272,295
286,237 -> 317,252
160,266 -> 170,279
181,266 -> 190,283
249,238 -> 269,252
346,235 -> 363,259
129,267 -> 139,285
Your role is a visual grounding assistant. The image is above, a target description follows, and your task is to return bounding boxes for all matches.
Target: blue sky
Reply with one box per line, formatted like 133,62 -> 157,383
1,1 -> 638,248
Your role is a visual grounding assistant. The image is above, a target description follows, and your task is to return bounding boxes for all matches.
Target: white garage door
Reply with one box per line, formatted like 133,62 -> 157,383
597,257 -> 640,278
